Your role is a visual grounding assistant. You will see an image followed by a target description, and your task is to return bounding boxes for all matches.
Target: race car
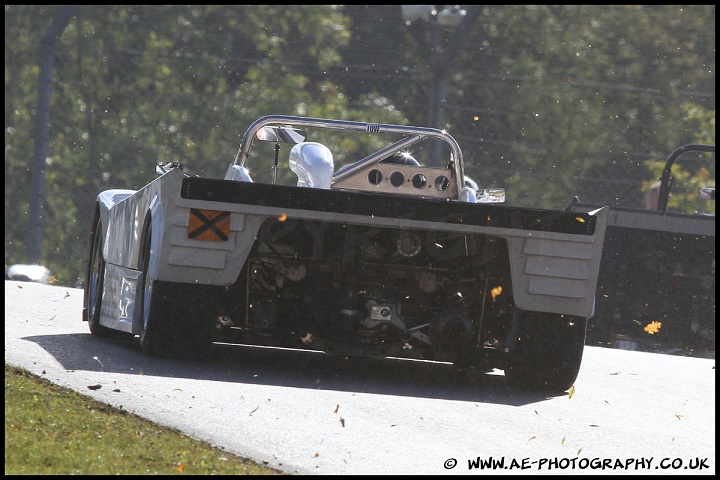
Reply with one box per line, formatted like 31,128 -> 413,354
569,144 -> 715,356
83,115 -> 608,391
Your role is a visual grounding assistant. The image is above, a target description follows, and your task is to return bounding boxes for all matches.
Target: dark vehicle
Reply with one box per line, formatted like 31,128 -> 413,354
83,115 -> 608,391
569,144 -> 715,357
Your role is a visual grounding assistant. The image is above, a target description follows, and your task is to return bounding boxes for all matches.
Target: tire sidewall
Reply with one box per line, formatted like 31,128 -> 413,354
87,221 -> 103,330
505,310 -> 587,391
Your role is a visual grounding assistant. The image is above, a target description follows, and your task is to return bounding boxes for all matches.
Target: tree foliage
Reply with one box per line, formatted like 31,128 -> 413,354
4,5 -> 715,286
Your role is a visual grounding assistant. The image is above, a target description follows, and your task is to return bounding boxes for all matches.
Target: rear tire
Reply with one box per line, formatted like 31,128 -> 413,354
85,218 -> 132,340
137,230 -> 213,360
138,230 -> 166,356
504,309 -> 587,392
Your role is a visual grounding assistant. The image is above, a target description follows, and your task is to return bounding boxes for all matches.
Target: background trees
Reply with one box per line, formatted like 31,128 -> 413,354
4,5 -> 715,286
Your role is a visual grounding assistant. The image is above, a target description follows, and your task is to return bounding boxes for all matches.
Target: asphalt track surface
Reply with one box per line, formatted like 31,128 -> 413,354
5,281 -> 716,475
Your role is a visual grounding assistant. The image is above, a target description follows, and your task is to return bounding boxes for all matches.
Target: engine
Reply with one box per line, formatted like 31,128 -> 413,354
219,217 -> 513,362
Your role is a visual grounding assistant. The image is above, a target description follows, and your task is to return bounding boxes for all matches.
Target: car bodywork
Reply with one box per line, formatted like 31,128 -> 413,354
569,144 -> 715,357
83,115 -> 608,391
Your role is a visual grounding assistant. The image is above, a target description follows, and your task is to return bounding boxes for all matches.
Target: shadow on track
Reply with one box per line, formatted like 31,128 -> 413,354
21,332 -> 564,406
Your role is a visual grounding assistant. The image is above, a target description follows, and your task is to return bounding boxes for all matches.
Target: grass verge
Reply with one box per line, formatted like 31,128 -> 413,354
4,364 -> 284,475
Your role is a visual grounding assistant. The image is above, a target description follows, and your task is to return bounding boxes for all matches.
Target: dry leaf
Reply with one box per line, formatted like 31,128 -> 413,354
568,385 -> 575,399
174,463 -> 187,472
339,418 -> 345,427
333,404 -> 339,414
644,321 -> 662,334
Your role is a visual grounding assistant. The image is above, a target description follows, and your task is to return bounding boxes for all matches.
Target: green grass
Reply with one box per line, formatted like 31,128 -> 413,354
4,364 -> 284,475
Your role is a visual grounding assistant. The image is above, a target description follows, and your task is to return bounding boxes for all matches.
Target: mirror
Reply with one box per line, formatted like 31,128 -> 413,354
477,187 -> 505,203
700,187 -> 715,201
155,162 -> 183,175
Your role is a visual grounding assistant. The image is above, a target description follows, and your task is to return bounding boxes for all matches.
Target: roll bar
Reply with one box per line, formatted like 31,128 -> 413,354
233,115 -> 465,194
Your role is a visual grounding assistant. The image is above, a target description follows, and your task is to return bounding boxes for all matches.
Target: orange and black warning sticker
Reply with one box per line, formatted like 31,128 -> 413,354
188,209 -> 230,241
